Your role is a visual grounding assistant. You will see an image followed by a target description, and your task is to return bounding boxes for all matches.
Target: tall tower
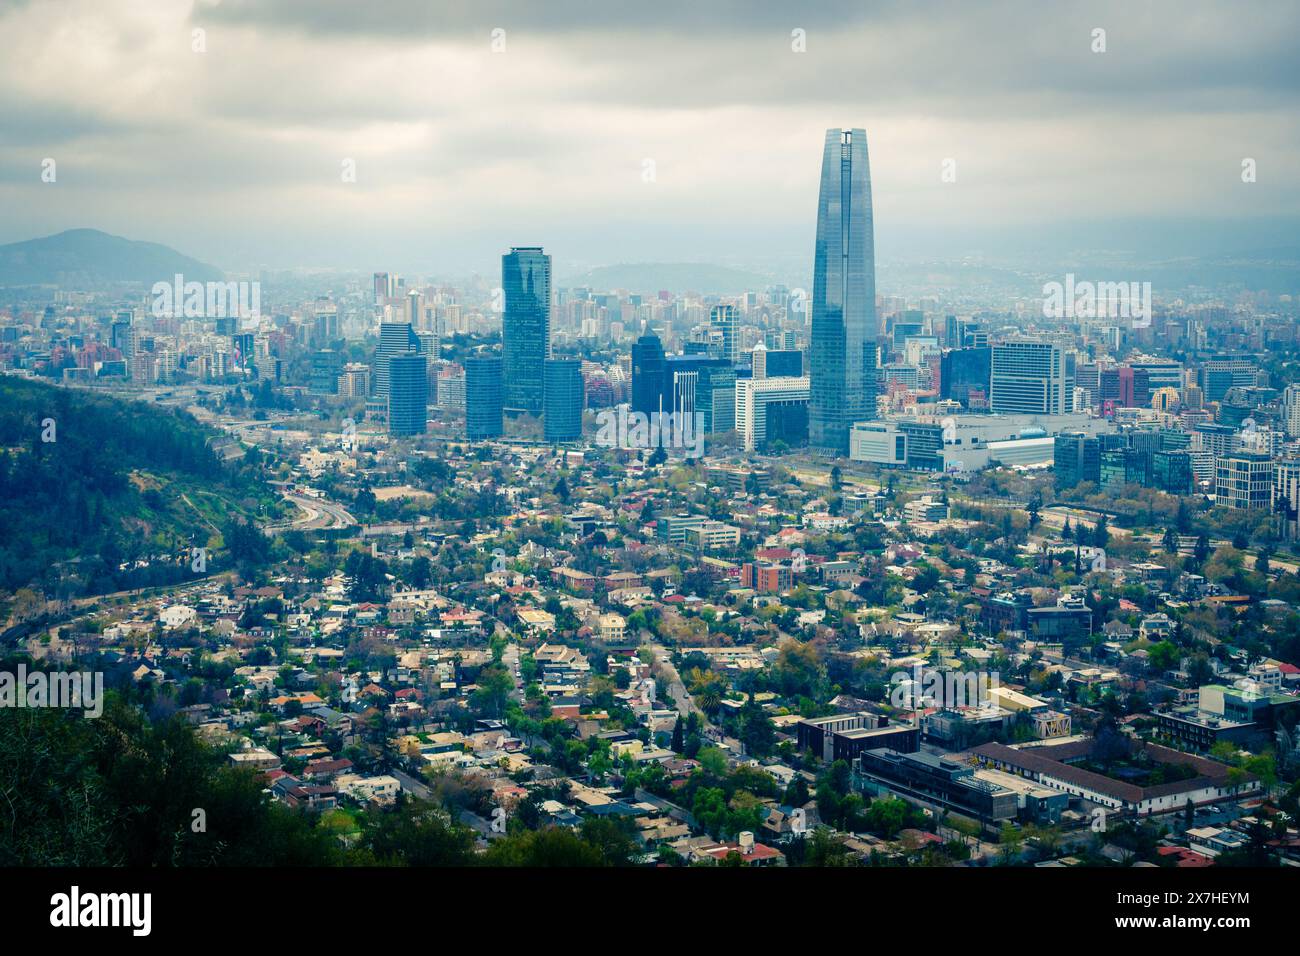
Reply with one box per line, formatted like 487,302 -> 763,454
502,246 -> 552,414
810,128 -> 877,457
387,352 -> 428,437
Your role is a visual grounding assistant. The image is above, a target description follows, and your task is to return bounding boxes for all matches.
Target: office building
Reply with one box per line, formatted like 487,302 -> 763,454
1216,452 -> 1273,510
736,376 -> 810,451
752,343 -> 803,380
939,347 -> 991,408
387,352 -> 428,437
374,321 -> 419,398
502,246 -> 552,414
1054,432 -> 1101,490
631,334 -> 666,416
810,128 -> 877,455
543,357 -> 584,442
465,355 -> 505,440
990,341 -> 1074,415
711,304 -> 739,364
310,349 -> 342,395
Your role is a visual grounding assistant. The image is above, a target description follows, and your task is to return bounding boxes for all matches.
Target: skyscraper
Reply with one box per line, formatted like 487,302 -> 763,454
711,304 -> 739,364
543,357 -> 584,442
502,246 -> 552,414
465,355 -> 504,440
375,321 -> 419,398
810,128 -> 877,456
631,334 -> 666,416
387,352 -> 428,437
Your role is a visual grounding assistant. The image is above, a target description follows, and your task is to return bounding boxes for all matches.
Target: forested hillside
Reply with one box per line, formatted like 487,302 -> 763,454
0,377 -> 278,600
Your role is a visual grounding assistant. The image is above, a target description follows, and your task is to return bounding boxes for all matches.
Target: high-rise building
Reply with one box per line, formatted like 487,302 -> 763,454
711,304 -> 739,364
631,334 -> 667,416
543,357 -> 584,442
810,128 -> 877,456
1281,384 -> 1300,438
310,349 -> 342,395
990,341 -> 1074,415
387,352 -> 428,437
737,376 -> 811,452
374,321 -> 419,397
502,246 -> 552,414
939,347 -> 992,408
465,355 -> 504,440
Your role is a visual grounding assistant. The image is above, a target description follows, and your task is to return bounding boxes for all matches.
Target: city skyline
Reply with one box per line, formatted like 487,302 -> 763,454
3,0 -> 1300,912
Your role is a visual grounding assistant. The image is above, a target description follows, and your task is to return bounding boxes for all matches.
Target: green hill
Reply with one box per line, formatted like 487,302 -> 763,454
0,377 -> 278,599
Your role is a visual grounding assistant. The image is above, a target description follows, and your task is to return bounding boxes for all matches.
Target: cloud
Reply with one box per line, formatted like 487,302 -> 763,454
0,0 -> 1295,275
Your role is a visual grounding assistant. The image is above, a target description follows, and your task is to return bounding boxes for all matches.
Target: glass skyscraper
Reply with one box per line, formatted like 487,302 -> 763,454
502,246 -> 551,414
387,352 -> 428,437
631,334 -> 666,416
543,357 -> 584,442
374,321 -> 419,398
810,128 -> 877,457
465,355 -> 504,440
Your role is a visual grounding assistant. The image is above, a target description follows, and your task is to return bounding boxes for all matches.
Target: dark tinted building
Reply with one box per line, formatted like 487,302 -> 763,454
387,352 -> 428,437
502,246 -> 551,414
465,355 -> 504,440
543,357 -> 584,442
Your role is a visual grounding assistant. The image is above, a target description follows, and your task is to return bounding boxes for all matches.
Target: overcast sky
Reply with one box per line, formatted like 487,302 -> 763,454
1,0 -> 1297,280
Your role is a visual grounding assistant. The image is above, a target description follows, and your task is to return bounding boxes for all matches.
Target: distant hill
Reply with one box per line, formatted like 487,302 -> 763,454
560,262 -> 777,296
0,228 -> 223,287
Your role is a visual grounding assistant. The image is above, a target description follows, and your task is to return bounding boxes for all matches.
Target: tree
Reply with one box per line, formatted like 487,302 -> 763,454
1162,527 -> 1179,554
1093,515 -> 1110,548
1193,533 -> 1211,568
362,799 -> 477,866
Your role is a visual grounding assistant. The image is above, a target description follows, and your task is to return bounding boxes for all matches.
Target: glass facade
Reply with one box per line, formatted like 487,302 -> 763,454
810,128 -> 877,456
502,246 -> 551,414
465,355 -> 504,440
387,352 -> 428,437
543,357 -> 584,442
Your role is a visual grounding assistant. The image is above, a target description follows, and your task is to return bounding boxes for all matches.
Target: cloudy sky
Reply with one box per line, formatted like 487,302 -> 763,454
1,0 -> 1297,280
